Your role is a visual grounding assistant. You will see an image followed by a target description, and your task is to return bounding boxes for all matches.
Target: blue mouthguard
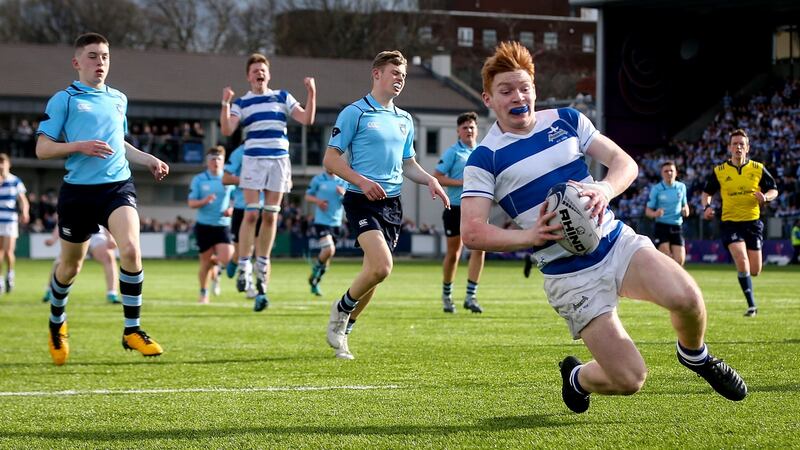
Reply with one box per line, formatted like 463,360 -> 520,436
510,105 -> 529,115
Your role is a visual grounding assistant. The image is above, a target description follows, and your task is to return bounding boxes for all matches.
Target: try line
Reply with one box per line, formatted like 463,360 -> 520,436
0,384 -> 401,397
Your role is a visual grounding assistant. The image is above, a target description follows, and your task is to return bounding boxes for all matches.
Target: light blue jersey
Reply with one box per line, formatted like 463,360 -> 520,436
37,81 -> 131,185
435,140 -> 474,206
647,181 -> 687,226
0,174 -> 25,225
224,145 -> 264,210
307,173 -> 347,226
189,171 -> 235,226
328,94 -> 415,197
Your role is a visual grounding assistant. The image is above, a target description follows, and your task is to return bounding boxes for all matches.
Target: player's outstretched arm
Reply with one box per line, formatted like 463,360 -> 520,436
461,197 -> 561,252
124,142 -> 169,181
290,77 -> 317,125
36,134 -> 113,160
433,170 -> 463,188
402,158 -> 449,209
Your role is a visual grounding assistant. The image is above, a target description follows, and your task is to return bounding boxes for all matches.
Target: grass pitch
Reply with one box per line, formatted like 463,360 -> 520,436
0,258 -> 797,448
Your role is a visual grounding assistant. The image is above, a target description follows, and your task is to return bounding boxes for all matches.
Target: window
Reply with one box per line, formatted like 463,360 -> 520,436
482,29 -> 497,49
519,31 -> 534,49
544,32 -> 558,50
418,26 -> 432,43
426,129 -> 439,155
582,33 -> 595,53
457,27 -> 473,47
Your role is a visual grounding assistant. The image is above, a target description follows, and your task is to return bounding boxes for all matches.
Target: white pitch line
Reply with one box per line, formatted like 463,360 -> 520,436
0,384 -> 401,398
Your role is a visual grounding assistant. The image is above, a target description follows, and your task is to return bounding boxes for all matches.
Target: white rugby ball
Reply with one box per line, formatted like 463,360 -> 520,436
544,183 -> 601,255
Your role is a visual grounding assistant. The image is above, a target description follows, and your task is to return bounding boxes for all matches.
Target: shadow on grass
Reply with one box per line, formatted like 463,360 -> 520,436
0,414 -> 570,441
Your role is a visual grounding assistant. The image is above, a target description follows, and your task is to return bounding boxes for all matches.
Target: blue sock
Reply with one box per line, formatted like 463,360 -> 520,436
466,279 -> 478,297
337,290 -> 358,313
442,282 -> 452,298
49,274 -> 72,332
737,272 -> 756,308
120,268 -> 143,334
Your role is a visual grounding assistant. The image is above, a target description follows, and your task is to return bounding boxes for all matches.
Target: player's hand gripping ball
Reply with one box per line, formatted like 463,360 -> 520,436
544,182 -> 602,255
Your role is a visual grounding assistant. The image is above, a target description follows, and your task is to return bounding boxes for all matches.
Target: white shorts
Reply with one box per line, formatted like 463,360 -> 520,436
88,232 -> 108,252
0,222 -> 18,238
543,225 -> 654,340
239,156 -> 292,193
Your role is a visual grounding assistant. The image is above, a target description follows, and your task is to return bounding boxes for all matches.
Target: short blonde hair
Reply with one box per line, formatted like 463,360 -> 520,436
372,50 -> 407,70
481,41 -> 535,94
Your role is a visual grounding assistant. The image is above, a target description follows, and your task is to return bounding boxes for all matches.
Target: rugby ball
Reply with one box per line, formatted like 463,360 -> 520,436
544,183 -> 601,255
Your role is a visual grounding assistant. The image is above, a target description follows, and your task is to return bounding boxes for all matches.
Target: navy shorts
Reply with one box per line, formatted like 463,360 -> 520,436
230,208 -> 262,243
194,223 -> 232,253
652,222 -> 684,247
343,192 -> 402,252
442,206 -> 461,237
721,220 -> 763,251
57,178 -> 137,243
311,224 -> 341,241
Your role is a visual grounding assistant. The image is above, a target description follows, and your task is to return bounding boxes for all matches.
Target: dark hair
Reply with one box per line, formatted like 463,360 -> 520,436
74,33 -> 108,49
457,112 -> 478,126
661,160 -> 676,169
729,128 -> 749,143
246,53 -> 269,74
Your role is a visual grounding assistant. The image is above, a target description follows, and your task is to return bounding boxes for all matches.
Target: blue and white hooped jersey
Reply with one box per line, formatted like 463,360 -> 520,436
37,81 -> 131,185
0,174 -> 26,225
647,181 -> 687,226
231,89 -> 299,159
436,140 -> 475,206
328,93 -> 415,198
223,145 -> 263,210
306,172 -> 347,227
189,171 -> 235,227
462,107 -> 623,275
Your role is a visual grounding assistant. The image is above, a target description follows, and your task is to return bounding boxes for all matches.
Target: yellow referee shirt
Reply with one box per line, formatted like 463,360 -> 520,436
703,160 -> 777,222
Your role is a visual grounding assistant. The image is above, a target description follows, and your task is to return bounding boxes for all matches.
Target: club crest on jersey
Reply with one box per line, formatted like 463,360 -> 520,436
547,126 -> 568,143
116,104 -> 124,116
399,123 -> 408,136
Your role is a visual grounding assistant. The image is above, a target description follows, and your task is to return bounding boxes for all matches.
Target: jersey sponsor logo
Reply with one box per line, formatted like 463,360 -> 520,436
725,176 -> 733,181
367,121 -> 380,130
62,227 -> 72,237
547,126 -> 568,142
76,102 -> 92,112
358,219 -> 368,227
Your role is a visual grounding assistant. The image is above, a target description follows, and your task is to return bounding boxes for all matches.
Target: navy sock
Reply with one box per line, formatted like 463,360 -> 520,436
737,272 -> 756,308
570,365 -> 589,396
346,319 -> 356,335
